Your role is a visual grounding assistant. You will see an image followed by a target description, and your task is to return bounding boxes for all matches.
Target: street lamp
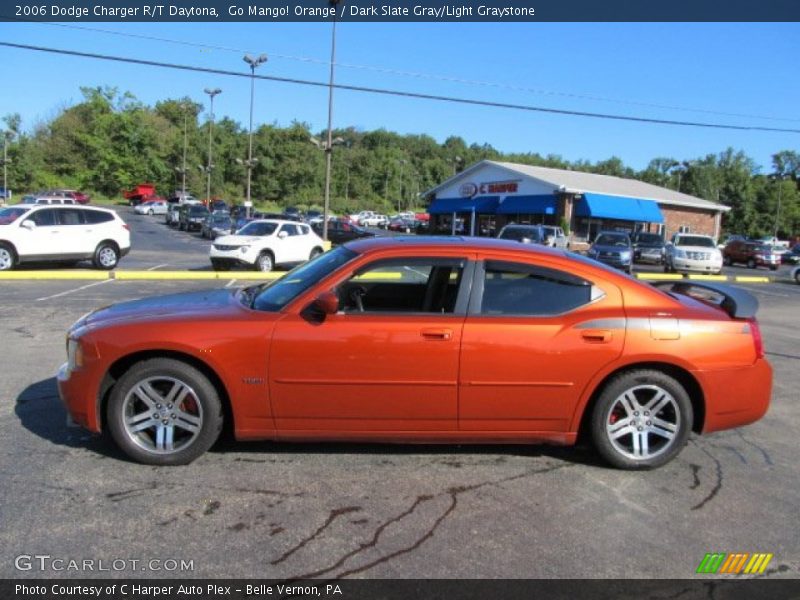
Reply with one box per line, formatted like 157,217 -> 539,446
320,0 -> 343,242
174,102 -> 192,200
451,155 -> 462,176
242,54 -> 268,218
772,175 -> 784,239
203,87 -> 222,205
310,134 -> 345,233
397,159 -> 408,212
1,129 -> 14,205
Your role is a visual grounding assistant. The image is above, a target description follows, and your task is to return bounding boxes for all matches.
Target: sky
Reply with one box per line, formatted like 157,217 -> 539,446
1,21 -> 798,171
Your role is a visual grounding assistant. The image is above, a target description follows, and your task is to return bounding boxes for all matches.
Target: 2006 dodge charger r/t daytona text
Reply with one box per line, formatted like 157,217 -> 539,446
57,237 -> 772,469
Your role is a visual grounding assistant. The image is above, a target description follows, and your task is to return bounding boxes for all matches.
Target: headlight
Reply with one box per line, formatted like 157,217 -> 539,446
674,248 -> 687,258
620,251 -> 631,260
67,338 -> 84,371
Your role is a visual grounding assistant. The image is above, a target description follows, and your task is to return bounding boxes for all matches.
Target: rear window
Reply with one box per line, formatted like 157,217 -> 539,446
189,206 -> 209,216
83,210 -> 114,224
499,226 -> 541,242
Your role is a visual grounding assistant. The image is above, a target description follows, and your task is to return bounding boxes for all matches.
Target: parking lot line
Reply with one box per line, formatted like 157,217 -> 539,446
147,263 -> 170,271
35,278 -> 114,302
224,279 -> 238,288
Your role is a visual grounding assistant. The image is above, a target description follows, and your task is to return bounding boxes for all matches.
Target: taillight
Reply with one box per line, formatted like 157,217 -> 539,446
749,318 -> 765,359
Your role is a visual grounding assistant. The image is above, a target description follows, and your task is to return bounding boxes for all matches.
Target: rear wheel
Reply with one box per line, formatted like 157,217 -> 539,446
255,251 -> 274,272
309,247 -> 323,260
93,242 -> 119,270
0,243 -> 16,271
106,358 -> 223,465
747,258 -> 756,269
723,255 -> 732,266
591,370 -> 692,470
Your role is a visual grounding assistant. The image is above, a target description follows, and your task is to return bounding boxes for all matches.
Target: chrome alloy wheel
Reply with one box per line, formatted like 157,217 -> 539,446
97,246 -> 118,268
605,385 -> 679,460
0,247 -> 13,270
121,376 -> 203,454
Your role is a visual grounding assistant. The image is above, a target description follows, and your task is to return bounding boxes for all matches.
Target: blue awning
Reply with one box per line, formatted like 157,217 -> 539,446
574,193 -> 664,224
427,196 -> 499,215
496,195 -> 557,215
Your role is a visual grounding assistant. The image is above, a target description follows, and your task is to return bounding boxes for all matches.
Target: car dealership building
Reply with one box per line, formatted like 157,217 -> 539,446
424,160 -> 730,245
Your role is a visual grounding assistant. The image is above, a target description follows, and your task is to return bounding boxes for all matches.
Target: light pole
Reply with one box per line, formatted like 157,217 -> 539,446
203,87 -> 222,205
320,0 -> 342,242
451,155 -> 462,176
773,176 -> 783,239
174,102 -> 191,199
242,54 -> 268,218
397,159 -> 407,212
1,129 -> 13,205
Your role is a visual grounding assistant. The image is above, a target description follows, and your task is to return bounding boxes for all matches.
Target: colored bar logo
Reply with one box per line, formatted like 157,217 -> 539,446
696,553 -> 773,574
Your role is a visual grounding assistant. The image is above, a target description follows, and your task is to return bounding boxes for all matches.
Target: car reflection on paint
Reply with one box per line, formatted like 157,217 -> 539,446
57,237 -> 771,469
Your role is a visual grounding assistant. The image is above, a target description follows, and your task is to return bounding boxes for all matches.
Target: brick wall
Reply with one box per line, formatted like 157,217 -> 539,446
660,206 -> 718,240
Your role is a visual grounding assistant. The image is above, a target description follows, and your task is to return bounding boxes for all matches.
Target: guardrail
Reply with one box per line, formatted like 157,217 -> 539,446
0,270 -> 785,283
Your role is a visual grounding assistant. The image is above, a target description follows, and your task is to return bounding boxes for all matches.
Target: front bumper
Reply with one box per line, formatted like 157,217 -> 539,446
671,257 -> 723,272
635,249 -> 664,264
57,361 -> 102,433
209,246 -> 257,266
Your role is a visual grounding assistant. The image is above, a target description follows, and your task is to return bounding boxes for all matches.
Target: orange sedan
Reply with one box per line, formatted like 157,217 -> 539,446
57,237 -> 772,469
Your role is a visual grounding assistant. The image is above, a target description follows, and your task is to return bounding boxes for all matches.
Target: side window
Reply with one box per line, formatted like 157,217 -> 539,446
299,225 -> 310,235
57,209 -> 85,226
30,209 -> 57,227
279,224 -> 298,236
478,261 -> 595,316
339,258 -> 466,314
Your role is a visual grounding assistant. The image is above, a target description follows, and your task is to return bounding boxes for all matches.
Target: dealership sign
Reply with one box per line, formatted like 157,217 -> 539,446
460,181 -> 519,197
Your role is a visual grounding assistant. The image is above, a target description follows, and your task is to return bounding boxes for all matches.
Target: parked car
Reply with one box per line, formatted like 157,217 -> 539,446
57,236 -> 772,468
631,232 -> 666,265
360,214 -> 389,228
723,240 -> 780,270
542,226 -> 568,248
134,199 -> 168,216
756,236 -> 790,249
387,217 -> 419,233
165,203 -> 181,227
665,234 -> 723,275
312,218 -> 375,245
718,234 -> 749,249
305,210 -> 323,224
200,212 -> 232,240
210,219 -> 324,271
350,210 -> 376,224
497,224 -> 546,244
59,189 -> 90,204
208,199 -> 228,212
0,204 -> 130,270
781,244 -> 800,265
178,204 -> 209,232
587,231 -> 633,274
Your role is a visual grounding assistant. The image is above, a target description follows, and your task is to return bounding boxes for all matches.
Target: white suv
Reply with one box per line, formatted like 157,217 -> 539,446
209,219 -> 325,272
0,204 -> 131,270
665,234 -> 723,274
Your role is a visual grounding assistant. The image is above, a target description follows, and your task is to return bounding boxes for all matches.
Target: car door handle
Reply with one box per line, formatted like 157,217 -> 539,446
421,328 -> 452,341
581,329 -> 613,343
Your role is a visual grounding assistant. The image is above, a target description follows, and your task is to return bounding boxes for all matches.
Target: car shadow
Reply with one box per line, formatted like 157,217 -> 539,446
16,377 -> 606,468
15,377 -> 125,460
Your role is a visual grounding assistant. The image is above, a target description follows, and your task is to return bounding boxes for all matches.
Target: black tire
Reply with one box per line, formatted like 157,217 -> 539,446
210,259 -> 230,271
723,255 -> 732,266
663,261 -> 672,273
148,209 -> 154,216
769,265 -> 778,271
0,242 -> 16,271
309,247 -> 323,260
747,258 -> 756,269
93,242 -> 119,270
106,358 -> 223,466
255,251 -> 274,272
590,369 -> 693,470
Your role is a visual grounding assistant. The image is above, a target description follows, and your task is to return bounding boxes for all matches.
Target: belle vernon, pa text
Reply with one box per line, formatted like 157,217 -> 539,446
16,584 -> 343,597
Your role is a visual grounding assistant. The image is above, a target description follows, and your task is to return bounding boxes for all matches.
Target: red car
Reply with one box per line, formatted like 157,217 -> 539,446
58,237 -> 771,469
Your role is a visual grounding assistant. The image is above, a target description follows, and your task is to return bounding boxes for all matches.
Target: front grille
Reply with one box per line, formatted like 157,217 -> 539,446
214,245 -> 238,251
686,251 -> 711,260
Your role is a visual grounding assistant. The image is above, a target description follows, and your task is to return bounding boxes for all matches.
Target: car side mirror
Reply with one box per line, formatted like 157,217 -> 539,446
314,291 -> 339,315
21,220 -> 36,230
278,231 -> 288,239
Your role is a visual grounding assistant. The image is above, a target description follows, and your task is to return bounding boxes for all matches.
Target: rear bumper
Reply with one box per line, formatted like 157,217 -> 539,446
697,358 -> 772,434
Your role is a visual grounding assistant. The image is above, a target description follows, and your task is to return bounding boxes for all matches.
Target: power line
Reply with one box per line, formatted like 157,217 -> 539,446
2,41 -> 800,134
24,20 -> 800,124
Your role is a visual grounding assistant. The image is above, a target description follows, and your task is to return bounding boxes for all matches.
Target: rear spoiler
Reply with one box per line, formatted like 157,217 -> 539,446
650,281 -> 758,320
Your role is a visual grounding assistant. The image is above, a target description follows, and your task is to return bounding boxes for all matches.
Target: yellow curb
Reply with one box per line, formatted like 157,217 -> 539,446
322,240 -> 333,251
114,271 -> 220,280
687,274 -> 729,281
228,272 -> 283,280
0,271 -> 109,280
734,276 -> 772,283
636,272 -> 682,280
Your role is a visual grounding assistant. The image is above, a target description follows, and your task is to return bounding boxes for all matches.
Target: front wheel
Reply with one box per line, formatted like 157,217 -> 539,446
747,258 -> 756,269
106,358 -> 223,465
255,251 -> 274,272
590,370 -> 692,470
93,243 -> 119,270
148,209 -> 154,216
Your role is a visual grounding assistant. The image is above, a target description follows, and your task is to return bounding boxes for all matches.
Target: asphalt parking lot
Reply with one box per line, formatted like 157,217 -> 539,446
0,208 -> 798,579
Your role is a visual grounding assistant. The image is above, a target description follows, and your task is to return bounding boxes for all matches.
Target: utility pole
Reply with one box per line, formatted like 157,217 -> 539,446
320,0 -> 342,242
203,87 -> 222,205
241,54 -> 267,218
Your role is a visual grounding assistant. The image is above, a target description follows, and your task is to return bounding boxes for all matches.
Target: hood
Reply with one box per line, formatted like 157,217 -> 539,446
675,244 -> 719,253
213,234 -> 268,245
79,289 -> 244,330
592,244 -> 630,253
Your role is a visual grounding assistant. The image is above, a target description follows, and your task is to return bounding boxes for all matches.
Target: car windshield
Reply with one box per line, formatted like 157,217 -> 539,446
500,226 -> 541,241
252,246 -> 358,312
676,236 -> 715,248
595,233 -> 630,247
635,233 -> 663,246
756,245 -> 773,253
0,206 -> 30,224
213,216 -> 231,225
238,221 -> 278,236
189,206 -> 208,215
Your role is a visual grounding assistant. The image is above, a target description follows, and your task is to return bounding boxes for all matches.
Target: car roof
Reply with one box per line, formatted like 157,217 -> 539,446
344,235 -> 568,258
245,219 -> 304,226
23,204 -> 116,214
